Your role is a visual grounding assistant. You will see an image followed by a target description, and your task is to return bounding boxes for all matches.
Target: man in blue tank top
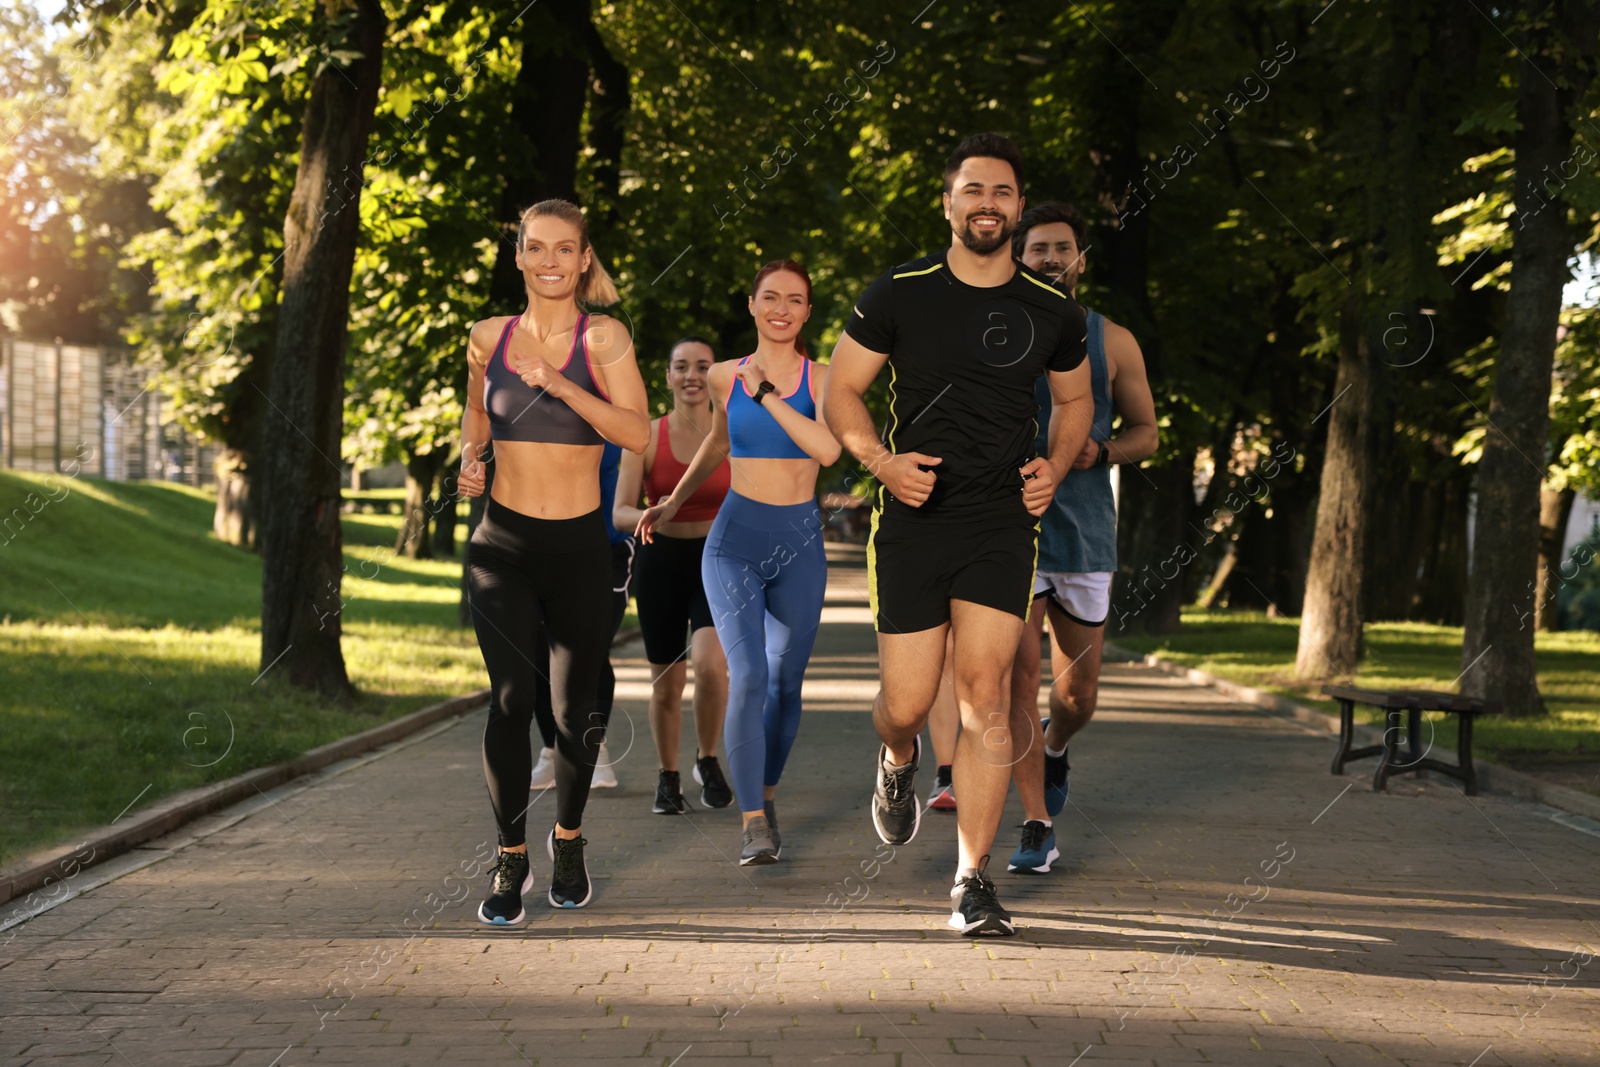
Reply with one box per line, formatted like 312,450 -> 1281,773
1003,201 -> 1159,875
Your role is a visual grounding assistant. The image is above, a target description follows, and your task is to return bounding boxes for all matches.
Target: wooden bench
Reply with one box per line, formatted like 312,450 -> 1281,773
1321,685 -> 1502,796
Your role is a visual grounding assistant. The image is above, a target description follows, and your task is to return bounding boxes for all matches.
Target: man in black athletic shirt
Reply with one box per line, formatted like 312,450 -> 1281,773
825,133 -> 1093,936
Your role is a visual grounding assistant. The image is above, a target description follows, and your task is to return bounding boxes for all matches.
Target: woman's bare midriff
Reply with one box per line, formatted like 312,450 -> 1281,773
489,440 -> 604,519
725,456 -> 819,507
653,518 -> 716,538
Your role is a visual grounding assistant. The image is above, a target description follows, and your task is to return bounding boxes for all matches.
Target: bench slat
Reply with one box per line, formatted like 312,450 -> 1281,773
1320,684 -> 1501,715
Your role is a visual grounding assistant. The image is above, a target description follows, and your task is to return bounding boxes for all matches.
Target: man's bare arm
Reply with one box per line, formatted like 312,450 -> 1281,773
1104,321 -> 1159,465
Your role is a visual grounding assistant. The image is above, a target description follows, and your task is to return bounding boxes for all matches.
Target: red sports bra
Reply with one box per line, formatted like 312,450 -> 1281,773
643,415 -> 730,522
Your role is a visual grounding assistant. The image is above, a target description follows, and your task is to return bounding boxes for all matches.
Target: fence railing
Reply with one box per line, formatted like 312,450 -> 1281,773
1,337 -> 215,485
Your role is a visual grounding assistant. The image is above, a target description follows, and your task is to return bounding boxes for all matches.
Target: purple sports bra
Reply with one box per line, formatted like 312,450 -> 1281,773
484,314 -> 606,445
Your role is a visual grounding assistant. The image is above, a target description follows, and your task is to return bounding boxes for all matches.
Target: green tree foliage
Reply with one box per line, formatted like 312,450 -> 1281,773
7,0 -> 1600,681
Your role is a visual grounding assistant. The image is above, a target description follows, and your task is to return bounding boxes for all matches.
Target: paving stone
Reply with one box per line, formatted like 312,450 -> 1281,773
3,560 -> 1599,1065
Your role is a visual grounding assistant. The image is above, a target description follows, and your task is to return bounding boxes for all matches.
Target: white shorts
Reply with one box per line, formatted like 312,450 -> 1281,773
1032,570 -> 1113,627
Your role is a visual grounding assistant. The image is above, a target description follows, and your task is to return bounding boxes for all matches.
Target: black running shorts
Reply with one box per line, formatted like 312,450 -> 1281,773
634,533 -> 715,664
867,511 -> 1039,634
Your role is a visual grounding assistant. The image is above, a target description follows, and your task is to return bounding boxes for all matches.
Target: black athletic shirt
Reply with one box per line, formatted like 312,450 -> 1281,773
844,249 -> 1088,523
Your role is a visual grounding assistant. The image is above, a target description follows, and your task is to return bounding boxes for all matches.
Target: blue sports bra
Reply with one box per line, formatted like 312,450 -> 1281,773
726,357 -> 815,460
483,314 -> 605,445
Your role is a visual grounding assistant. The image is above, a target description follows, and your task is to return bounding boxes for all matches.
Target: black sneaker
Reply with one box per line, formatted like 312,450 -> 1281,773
652,769 -> 690,814
740,815 -> 779,865
763,799 -> 781,856
693,755 -> 734,809
547,829 -> 591,908
949,858 -> 1015,937
871,735 -> 921,845
476,849 -> 534,926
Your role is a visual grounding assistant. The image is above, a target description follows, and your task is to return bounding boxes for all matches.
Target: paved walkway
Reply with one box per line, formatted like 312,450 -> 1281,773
4,558 -> 1600,1067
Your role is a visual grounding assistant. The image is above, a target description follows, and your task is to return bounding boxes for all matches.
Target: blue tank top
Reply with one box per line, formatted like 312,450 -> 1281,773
726,357 -> 815,460
598,441 -> 628,545
1034,310 -> 1116,573
484,314 -> 605,445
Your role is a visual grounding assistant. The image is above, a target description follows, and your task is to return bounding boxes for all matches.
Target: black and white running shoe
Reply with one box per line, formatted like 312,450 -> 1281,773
652,769 -> 690,815
547,829 -> 592,909
871,735 -> 922,845
949,858 -> 1015,937
476,849 -> 534,926
763,799 -> 781,856
740,815 -> 779,865
694,755 -> 734,809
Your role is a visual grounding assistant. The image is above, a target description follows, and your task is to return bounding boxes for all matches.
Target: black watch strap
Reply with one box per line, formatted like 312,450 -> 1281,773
1095,441 -> 1110,468
753,380 -> 776,405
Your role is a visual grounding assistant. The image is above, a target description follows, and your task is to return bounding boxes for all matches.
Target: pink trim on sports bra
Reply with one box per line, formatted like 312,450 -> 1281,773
500,314 -> 586,375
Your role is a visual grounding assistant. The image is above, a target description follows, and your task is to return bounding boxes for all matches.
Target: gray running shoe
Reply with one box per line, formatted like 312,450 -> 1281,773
740,815 -> 779,865
871,735 -> 921,845
763,799 -> 781,856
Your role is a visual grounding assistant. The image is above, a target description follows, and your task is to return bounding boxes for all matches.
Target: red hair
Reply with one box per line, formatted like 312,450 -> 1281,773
751,259 -> 812,357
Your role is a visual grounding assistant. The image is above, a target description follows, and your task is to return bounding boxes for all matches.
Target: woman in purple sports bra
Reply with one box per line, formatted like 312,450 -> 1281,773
456,199 -> 649,921
636,260 -> 841,866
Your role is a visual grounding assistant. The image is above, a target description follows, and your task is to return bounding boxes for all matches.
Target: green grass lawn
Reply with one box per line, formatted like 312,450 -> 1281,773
1113,611 -> 1600,766
0,469 -> 503,867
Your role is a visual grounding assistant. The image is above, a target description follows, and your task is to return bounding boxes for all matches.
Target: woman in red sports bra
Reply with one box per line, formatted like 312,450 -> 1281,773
614,337 -> 734,816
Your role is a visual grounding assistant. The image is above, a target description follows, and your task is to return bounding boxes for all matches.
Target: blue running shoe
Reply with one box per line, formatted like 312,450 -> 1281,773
1007,819 -> 1059,874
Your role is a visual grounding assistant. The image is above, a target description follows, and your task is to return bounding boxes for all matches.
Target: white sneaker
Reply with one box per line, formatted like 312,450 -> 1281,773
592,742 -> 619,789
530,746 -> 557,790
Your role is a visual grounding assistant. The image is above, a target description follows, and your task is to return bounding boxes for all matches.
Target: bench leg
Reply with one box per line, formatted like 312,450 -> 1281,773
1331,700 -> 1356,775
1459,713 -> 1478,796
1373,708 -> 1402,792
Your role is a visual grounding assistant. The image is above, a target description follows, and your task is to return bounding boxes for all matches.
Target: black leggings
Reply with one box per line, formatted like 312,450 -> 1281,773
534,537 -> 634,748
467,499 -> 613,845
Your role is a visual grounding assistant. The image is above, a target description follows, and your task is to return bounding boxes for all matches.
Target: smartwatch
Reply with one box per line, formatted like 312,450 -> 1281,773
753,380 -> 776,405
1095,441 -> 1110,468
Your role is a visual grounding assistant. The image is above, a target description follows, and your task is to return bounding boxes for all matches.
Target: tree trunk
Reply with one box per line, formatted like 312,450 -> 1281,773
396,449 -> 445,559
213,448 -> 258,549
210,340 -> 272,550
1110,461 -> 1193,635
257,0 -> 385,699
1536,484 -> 1577,631
431,460 -> 459,557
1087,5 -> 1187,636
1413,470 -> 1471,625
1462,2 -> 1596,715
584,17 -> 629,242
1295,296 -> 1372,680
488,0 -> 593,309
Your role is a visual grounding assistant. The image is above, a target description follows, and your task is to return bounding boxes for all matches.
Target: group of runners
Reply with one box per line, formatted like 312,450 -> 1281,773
456,132 -> 1156,937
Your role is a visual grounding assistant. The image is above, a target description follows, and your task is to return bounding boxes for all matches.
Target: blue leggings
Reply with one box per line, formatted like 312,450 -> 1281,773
702,492 -> 827,811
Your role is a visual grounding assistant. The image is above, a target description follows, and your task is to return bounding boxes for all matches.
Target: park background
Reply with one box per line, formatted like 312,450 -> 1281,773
2,0 -> 1600,869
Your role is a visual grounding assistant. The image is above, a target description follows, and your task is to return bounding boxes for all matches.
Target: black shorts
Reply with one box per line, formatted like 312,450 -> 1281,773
867,511 -> 1038,634
634,533 -> 714,663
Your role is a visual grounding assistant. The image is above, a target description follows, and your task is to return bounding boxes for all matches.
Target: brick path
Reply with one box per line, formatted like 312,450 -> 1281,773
3,556 -> 1599,1066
